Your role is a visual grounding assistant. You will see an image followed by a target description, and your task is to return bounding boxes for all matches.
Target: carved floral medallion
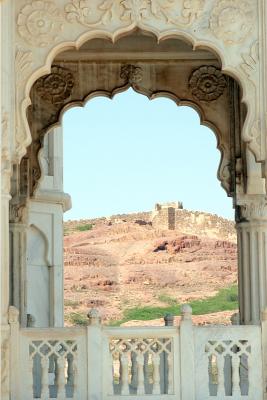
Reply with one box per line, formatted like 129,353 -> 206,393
17,1 -> 63,47
35,65 -> 75,105
189,66 -> 227,101
210,0 -> 254,44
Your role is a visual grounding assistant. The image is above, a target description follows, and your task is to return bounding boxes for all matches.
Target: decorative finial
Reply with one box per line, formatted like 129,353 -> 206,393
8,306 -> 19,324
87,308 -> 101,326
181,304 -> 192,321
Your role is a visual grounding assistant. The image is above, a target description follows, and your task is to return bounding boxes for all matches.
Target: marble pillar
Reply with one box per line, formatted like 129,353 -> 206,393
236,197 -> 267,325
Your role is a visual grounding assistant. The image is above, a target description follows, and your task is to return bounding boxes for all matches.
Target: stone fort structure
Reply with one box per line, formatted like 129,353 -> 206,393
1,0 -> 267,399
152,202 -> 184,230
65,202 -> 235,240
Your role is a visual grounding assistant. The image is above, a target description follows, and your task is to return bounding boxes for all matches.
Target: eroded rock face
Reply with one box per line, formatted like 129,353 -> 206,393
154,235 -> 201,254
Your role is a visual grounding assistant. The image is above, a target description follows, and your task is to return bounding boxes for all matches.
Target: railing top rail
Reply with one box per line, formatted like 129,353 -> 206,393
103,326 -> 178,338
20,326 -> 86,338
194,324 -> 261,333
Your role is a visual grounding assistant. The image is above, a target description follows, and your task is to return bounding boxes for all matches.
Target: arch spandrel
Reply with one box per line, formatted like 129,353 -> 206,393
14,0 -> 264,188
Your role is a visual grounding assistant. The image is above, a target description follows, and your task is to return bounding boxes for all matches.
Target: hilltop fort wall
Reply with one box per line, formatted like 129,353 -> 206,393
65,203 -> 235,241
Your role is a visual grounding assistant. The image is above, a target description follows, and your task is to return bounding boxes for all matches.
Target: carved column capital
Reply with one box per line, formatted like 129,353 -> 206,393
9,202 -> 28,224
8,306 -> 19,325
236,196 -> 267,222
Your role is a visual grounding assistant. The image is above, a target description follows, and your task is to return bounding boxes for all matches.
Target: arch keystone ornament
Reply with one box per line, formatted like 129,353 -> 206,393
120,64 -> 143,84
17,1 -> 64,47
210,0 -> 255,44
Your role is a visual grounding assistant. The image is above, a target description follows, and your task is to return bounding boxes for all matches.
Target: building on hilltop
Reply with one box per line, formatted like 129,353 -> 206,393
151,202 -> 183,230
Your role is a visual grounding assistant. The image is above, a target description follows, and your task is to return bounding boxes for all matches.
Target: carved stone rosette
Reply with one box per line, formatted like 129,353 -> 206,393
189,66 -> 227,101
17,1 -> 63,47
209,0 -> 255,44
35,65 -> 75,105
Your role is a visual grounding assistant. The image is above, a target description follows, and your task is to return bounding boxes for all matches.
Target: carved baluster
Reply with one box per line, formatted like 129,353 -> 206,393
56,356 -> 66,400
217,354 -> 225,396
119,354 -> 122,390
120,353 -> 129,395
143,352 -> 149,393
247,354 -> 251,397
131,352 -> 138,390
72,358 -> 78,399
136,354 -> 145,395
67,355 -> 73,386
167,352 -> 173,394
152,353 -> 161,394
108,351 -> 114,395
29,356 -> 34,397
232,354 -> 241,396
204,350 -> 213,397
41,356 -> 49,399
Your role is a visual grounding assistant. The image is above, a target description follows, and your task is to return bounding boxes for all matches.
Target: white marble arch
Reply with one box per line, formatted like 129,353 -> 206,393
11,0 -> 266,168
1,2 -> 267,398
1,0 -> 267,321
0,0 -> 266,323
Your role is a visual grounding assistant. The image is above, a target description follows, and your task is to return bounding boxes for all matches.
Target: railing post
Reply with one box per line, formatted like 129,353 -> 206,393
180,304 -> 194,400
87,309 -> 102,400
9,306 -> 20,400
262,309 -> 267,399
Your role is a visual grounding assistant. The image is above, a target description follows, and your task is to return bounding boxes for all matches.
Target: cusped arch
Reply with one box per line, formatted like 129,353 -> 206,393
18,23 -> 257,167
39,85 -> 232,198
26,36 -> 238,198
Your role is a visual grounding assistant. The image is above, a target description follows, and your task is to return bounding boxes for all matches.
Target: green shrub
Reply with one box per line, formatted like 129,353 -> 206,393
76,224 -> 93,232
67,312 -> 87,326
109,285 -> 238,326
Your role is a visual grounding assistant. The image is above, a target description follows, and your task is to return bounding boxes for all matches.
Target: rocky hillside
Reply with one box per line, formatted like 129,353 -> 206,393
64,209 -> 237,325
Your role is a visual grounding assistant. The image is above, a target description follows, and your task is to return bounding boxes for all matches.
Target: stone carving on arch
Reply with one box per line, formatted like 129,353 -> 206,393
14,0 -> 265,195
25,55 -> 234,197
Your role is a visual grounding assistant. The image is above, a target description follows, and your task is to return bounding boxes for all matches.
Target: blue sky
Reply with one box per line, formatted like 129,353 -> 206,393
63,89 -> 234,221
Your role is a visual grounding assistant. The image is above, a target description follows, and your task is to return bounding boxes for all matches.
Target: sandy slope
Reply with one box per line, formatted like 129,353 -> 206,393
64,218 -> 237,325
